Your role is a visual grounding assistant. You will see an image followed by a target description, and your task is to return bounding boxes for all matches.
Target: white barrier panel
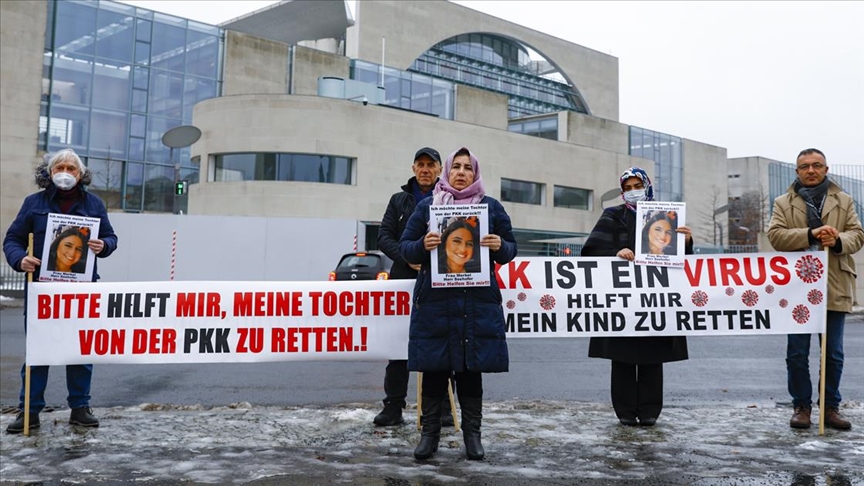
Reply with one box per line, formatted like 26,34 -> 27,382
26,252 -> 827,365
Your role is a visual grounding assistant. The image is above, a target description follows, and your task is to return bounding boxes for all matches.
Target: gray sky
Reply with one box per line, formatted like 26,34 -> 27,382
119,1 -> 864,166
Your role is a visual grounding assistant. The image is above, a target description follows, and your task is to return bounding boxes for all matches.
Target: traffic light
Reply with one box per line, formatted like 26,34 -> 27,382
174,180 -> 187,196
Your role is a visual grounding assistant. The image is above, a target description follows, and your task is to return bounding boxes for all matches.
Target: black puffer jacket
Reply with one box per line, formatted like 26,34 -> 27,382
378,177 -> 432,280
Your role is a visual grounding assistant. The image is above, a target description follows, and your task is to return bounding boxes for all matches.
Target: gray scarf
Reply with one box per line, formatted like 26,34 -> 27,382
795,177 -> 829,249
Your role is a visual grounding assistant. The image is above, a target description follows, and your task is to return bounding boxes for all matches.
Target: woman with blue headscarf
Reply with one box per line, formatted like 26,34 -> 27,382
581,167 -> 693,426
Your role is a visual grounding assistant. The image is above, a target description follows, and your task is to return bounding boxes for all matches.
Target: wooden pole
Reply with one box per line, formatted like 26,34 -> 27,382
416,372 -> 422,431
818,332 -> 828,435
817,246 -> 830,436
818,248 -> 830,435
24,233 -> 33,436
447,377 -> 460,432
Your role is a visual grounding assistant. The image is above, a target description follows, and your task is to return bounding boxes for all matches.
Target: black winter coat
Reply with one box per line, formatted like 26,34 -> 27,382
399,196 -> 517,373
377,177 -> 433,280
581,204 -> 689,364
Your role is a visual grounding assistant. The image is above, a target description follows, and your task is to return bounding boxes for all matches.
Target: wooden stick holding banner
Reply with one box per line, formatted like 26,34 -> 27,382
415,372 -> 460,431
416,372 -> 422,431
447,378 -> 460,432
818,247 -> 829,436
23,233 -> 33,436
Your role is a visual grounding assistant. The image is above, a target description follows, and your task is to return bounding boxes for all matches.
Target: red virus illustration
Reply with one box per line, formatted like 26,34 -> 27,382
795,255 -> 824,284
792,304 -> 810,324
741,290 -> 759,307
807,289 -> 823,305
539,294 -> 556,311
691,290 -> 709,307
725,287 -> 735,296
765,285 -> 775,294
506,300 -> 516,310
517,292 -> 527,302
779,299 -> 789,308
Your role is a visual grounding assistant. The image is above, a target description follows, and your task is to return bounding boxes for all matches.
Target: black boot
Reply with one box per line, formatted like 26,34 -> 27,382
441,399 -> 455,427
413,397 -> 441,460
374,400 -> 405,426
460,396 -> 485,460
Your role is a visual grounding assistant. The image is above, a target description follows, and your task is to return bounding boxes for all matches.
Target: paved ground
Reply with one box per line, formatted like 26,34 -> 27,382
1,299 -> 863,485
1,400 -> 863,485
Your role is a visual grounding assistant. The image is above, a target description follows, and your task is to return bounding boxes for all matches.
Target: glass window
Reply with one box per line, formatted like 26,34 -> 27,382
89,109 -> 128,158
51,53 -> 94,106
38,103 -> 49,151
134,41 -> 150,65
151,20 -> 186,72
128,137 -> 144,161
213,153 -> 353,185
214,153 -> 254,181
130,114 -> 146,137
146,116 -> 181,165
410,75 -> 431,114
54,1 -> 97,56
94,8 -> 134,63
92,63 -> 131,110
41,55 -> 52,101
143,164 -> 174,212
46,104 -> 90,152
131,88 -> 147,112
501,178 -> 543,205
136,19 -> 152,42
149,69 -> 183,118
133,66 -> 148,90
125,162 -> 144,211
554,185 -> 591,210
185,30 -> 218,78
86,157 -> 124,209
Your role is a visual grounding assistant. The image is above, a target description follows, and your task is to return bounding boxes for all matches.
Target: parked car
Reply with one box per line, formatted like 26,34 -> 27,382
328,251 -> 392,281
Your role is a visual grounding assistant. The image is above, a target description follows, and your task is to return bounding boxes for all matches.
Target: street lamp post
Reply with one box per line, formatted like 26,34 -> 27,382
161,125 -> 201,215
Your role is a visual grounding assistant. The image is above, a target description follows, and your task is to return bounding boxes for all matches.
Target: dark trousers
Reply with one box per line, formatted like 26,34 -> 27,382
383,359 -> 410,407
610,361 -> 663,420
787,311 -> 845,409
19,363 -> 93,413
422,370 -> 480,399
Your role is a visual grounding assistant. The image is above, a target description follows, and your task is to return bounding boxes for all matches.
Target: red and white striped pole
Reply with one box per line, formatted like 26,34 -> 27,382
353,234 -> 358,251
170,230 -> 176,281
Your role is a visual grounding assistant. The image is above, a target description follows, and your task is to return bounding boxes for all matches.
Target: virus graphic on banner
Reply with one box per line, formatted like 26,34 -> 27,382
765,285 -> 775,294
517,292 -> 527,302
795,255 -> 824,283
741,290 -> 759,307
539,294 -> 556,311
506,300 -> 516,309
779,299 -> 789,308
725,287 -> 735,296
792,304 -> 810,324
691,290 -> 709,307
807,289 -> 824,305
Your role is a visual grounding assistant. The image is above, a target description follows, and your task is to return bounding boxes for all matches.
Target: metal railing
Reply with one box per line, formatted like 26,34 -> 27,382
0,265 -> 25,297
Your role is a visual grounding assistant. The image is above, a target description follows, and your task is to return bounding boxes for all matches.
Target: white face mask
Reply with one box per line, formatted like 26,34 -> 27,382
52,172 -> 78,190
623,189 -> 647,204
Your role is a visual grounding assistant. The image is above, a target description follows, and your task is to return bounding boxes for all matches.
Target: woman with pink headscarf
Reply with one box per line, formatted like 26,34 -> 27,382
400,147 -> 517,461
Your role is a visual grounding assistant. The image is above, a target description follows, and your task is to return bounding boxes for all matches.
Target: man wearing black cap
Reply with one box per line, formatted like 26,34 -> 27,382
374,147 -> 451,426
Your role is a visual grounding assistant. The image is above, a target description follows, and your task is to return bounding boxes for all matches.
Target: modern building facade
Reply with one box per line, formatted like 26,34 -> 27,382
2,0 -> 862,282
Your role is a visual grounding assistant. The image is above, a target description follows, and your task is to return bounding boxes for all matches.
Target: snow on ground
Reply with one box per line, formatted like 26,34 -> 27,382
1,401 -> 862,485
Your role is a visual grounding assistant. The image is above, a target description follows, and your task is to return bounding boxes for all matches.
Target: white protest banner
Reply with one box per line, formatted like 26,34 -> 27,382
27,280 -> 413,366
498,252 -> 827,338
26,252 -> 826,365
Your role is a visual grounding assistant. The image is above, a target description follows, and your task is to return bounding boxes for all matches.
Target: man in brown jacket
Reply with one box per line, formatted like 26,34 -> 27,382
767,148 -> 864,430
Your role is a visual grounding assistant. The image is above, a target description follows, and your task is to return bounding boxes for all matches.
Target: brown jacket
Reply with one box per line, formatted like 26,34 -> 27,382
767,180 -> 864,312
